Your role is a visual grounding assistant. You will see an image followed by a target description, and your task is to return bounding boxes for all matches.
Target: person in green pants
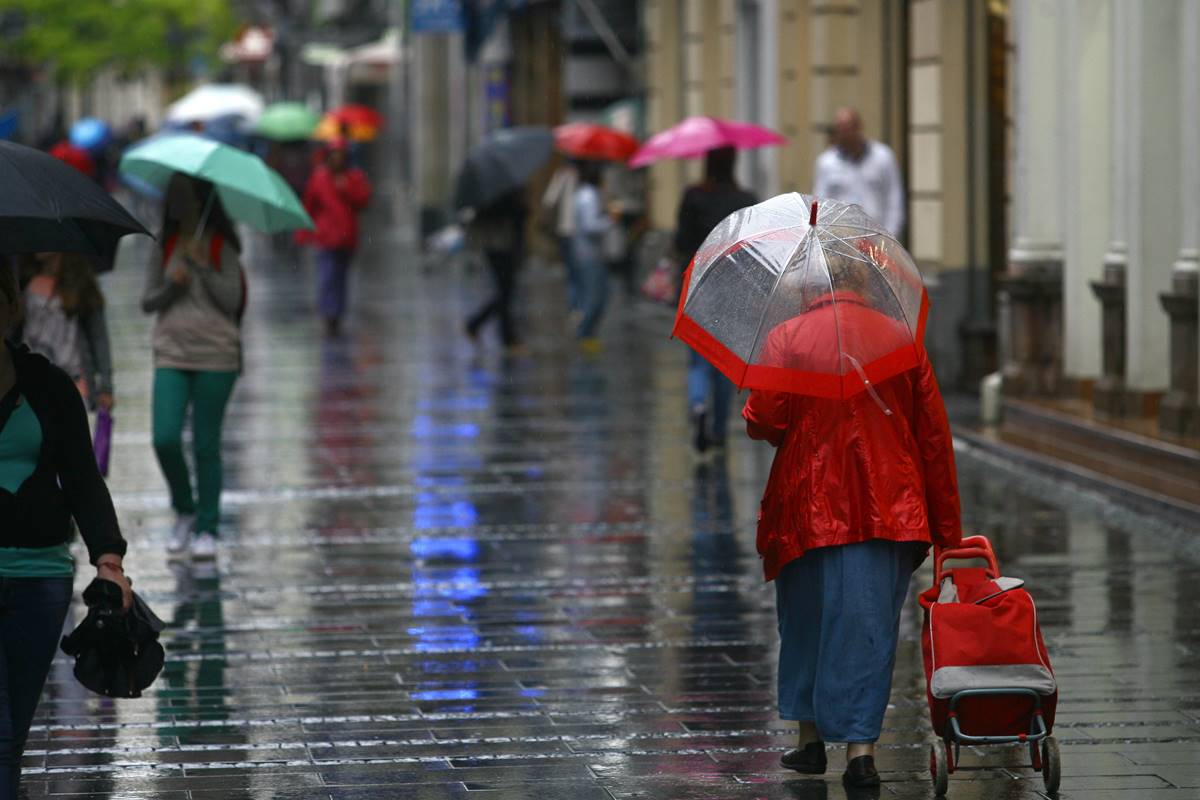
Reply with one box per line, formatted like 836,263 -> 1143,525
142,174 -> 246,561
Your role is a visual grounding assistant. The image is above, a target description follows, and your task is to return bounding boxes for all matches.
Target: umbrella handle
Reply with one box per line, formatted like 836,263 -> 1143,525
843,355 -> 892,416
193,189 -> 216,245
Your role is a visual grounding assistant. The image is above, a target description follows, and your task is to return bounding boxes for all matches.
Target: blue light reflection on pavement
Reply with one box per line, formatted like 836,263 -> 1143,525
411,423 -> 484,712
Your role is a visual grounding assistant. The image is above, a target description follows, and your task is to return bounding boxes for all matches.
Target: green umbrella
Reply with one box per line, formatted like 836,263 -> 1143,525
120,134 -> 313,233
255,102 -> 320,141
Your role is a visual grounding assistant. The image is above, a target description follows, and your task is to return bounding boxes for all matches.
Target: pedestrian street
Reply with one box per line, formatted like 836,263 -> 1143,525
18,237 -> 1200,799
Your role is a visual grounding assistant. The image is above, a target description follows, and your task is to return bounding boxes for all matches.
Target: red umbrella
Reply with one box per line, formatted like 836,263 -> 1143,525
330,104 -> 383,130
553,122 -> 639,162
673,193 -> 928,400
49,141 -> 97,179
316,105 -> 384,142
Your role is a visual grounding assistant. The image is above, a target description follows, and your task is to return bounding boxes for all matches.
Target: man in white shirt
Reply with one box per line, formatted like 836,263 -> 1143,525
812,107 -> 906,237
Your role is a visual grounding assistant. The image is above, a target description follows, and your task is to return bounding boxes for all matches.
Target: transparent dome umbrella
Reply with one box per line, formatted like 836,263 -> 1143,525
672,193 -> 928,404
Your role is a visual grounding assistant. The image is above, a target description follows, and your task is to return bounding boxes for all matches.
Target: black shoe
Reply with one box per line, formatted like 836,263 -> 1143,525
780,740 -> 827,774
842,755 -> 881,787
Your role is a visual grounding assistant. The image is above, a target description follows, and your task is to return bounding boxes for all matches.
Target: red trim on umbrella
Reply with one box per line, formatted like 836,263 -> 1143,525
675,312 -> 925,398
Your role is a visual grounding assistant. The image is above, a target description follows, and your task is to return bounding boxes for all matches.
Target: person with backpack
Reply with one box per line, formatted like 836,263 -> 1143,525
141,174 -> 246,561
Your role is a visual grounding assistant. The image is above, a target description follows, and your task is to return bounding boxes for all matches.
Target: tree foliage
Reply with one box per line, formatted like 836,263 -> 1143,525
0,0 -> 239,82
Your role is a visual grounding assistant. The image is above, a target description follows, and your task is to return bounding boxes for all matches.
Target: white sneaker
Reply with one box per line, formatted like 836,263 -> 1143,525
190,532 -> 218,561
167,514 -> 195,555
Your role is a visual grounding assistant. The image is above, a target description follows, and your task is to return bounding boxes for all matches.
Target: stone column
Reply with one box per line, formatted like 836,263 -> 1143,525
1003,0 -> 1063,397
1095,0 -> 1134,415
1125,0 -> 1179,401
1091,264 -> 1129,416
1060,0 -> 1110,388
1159,272 -> 1199,436
1160,0 -> 1200,436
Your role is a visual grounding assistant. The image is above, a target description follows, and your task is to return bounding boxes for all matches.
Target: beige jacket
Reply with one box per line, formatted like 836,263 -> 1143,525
141,236 -> 244,373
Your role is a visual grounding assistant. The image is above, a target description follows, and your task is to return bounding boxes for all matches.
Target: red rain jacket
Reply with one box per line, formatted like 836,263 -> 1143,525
742,302 -> 961,582
298,165 -> 371,251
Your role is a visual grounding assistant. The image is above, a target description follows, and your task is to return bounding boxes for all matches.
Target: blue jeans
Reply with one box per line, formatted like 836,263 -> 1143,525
687,350 -> 733,442
559,237 -> 584,312
774,539 -> 921,743
576,256 -> 609,339
0,577 -> 73,799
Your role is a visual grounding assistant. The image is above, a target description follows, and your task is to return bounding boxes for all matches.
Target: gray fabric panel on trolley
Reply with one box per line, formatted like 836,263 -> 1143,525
930,664 -> 1056,698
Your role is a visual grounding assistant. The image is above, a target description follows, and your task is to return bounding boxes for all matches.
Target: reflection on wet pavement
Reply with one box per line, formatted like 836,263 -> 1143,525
20,235 -> 1200,798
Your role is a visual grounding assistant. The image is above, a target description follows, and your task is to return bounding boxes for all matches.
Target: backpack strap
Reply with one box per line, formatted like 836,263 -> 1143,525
161,232 -> 223,270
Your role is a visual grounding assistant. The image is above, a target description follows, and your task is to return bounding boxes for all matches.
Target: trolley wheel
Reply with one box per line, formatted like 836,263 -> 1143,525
930,742 -> 949,796
1042,736 -> 1061,795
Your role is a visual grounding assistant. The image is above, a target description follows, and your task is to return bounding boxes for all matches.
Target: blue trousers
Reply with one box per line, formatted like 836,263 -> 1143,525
687,350 -> 733,441
775,539 -> 921,743
316,248 -> 353,322
576,256 -> 609,339
559,237 -> 584,312
0,577 -> 73,799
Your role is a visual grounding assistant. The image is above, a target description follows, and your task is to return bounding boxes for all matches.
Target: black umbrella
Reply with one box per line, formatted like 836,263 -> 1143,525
60,578 -> 165,699
454,126 -> 554,210
0,140 -> 149,257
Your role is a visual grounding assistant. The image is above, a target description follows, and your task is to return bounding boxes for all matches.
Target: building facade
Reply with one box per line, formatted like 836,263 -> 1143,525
640,0 -> 1199,439
642,0 -> 999,389
1003,0 -> 1198,438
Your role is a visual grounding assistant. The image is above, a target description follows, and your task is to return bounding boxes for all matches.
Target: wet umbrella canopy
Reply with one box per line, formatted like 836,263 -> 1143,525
629,115 -> 787,168
256,102 -> 321,141
120,133 -> 313,233
554,122 -> 639,162
454,126 -> 554,210
0,141 -> 149,256
673,192 -> 928,399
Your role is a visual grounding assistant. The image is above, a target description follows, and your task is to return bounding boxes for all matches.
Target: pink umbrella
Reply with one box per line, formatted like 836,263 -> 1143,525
628,115 -> 787,168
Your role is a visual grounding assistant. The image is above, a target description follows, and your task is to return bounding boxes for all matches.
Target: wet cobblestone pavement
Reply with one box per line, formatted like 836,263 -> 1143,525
21,235 -> 1200,798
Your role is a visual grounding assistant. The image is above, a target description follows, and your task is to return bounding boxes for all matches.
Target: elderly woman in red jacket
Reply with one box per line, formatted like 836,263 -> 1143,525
298,140 -> 371,336
742,290 -> 962,788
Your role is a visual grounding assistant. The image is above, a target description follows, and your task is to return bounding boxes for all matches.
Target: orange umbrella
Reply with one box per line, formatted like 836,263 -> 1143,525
553,122 -> 639,162
314,104 -> 383,142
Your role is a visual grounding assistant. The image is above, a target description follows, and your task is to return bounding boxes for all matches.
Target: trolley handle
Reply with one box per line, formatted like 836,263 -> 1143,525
936,535 -> 1000,582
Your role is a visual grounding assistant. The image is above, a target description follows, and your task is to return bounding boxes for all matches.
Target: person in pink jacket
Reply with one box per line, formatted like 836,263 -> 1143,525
297,140 -> 371,336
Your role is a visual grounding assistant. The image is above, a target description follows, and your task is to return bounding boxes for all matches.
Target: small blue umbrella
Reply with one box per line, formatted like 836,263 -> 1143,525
70,118 -> 112,153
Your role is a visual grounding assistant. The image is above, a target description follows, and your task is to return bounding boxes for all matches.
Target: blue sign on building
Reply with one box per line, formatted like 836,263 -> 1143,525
411,0 -> 463,33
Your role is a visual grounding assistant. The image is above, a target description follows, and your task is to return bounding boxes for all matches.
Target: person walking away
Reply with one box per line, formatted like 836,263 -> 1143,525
742,264 -> 961,787
812,107 -> 905,238
672,147 -> 757,453
297,139 -> 371,336
572,161 -> 620,353
540,161 -> 582,320
0,264 -> 132,800
20,253 -> 114,412
142,174 -> 246,562
465,190 -> 527,352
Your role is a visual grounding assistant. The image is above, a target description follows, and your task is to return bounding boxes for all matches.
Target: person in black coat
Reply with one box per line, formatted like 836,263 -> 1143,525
0,264 -> 131,799
672,147 -> 757,453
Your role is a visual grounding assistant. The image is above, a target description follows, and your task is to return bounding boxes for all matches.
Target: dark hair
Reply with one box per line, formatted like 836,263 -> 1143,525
578,160 -> 604,187
703,146 -> 737,187
160,174 -> 242,252
55,253 -> 104,317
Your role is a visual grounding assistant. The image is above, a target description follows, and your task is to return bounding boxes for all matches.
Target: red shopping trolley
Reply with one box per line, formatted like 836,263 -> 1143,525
919,536 -> 1061,796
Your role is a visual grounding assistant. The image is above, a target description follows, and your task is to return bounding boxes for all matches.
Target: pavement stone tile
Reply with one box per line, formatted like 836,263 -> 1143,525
20,235 -> 1200,798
